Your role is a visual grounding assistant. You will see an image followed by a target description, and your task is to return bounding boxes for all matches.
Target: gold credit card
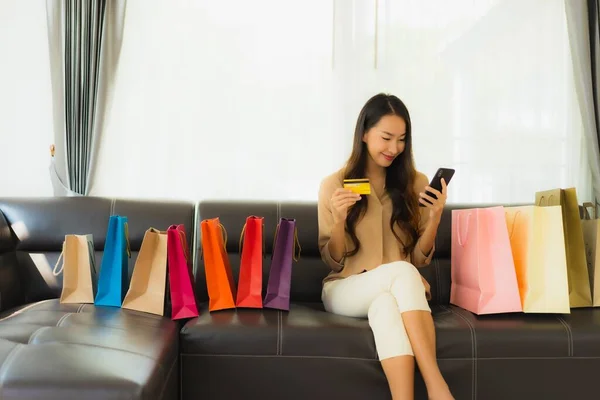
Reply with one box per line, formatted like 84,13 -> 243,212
343,178 -> 371,195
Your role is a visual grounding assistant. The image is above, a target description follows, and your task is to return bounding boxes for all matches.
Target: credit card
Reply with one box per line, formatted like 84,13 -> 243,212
343,178 -> 371,195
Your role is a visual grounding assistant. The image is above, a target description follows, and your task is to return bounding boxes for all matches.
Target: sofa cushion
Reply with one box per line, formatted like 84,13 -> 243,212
0,299 -> 179,400
180,304 -> 473,359
182,303 -> 588,361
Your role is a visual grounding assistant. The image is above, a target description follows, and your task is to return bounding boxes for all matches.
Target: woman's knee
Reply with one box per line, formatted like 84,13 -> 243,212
377,261 -> 422,287
368,292 -> 398,322
382,263 -> 430,313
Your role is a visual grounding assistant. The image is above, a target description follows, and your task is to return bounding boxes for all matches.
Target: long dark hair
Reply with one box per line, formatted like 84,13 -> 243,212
343,93 -> 421,259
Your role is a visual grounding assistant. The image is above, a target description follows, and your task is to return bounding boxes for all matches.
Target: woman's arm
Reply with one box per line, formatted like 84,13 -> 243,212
318,178 -> 346,272
411,172 -> 447,267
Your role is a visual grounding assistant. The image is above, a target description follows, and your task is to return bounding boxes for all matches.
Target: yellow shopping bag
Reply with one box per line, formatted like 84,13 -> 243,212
536,188 -> 592,307
581,202 -> 600,307
505,206 -> 570,314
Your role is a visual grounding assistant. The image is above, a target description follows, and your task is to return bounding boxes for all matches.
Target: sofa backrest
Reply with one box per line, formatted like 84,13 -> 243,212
0,197 -> 195,311
194,201 -> 330,304
0,197 -> 507,310
194,201 -> 501,305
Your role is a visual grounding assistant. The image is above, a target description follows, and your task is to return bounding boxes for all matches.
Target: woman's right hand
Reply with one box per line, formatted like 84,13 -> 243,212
331,188 -> 361,224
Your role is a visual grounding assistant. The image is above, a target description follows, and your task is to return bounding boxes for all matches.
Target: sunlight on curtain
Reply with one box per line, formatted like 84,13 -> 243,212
92,0 -> 591,204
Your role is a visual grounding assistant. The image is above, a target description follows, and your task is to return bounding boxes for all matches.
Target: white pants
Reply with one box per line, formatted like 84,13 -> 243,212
322,261 -> 431,360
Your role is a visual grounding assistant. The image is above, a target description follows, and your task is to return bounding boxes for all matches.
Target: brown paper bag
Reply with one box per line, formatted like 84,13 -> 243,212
52,234 -> 97,304
122,228 -> 168,316
536,188 -> 592,307
581,202 -> 600,307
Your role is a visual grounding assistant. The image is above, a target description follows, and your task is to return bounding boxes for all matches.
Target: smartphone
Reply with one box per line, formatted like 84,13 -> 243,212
419,167 -> 455,207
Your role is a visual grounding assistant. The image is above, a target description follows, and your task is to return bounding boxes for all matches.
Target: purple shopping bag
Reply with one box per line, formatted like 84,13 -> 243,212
264,218 -> 301,311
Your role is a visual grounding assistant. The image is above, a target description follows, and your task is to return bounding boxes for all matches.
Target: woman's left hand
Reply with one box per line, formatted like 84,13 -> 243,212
419,178 -> 448,221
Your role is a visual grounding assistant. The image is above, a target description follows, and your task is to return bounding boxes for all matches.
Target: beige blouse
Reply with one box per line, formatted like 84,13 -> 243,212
318,168 -> 435,284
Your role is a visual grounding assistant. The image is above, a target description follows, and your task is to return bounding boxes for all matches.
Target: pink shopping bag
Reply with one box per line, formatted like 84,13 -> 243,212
167,224 -> 199,320
450,206 -> 522,315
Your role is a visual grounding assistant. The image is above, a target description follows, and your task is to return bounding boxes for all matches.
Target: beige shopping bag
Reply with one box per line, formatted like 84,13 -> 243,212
535,188 -> 592,307
122,228 -> 168,316
505,206 -> 570,313
52,234 -> 97,304
580,202 -> 600,307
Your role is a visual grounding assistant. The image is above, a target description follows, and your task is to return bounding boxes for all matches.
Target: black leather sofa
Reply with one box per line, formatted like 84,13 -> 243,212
0,197 -> 599,400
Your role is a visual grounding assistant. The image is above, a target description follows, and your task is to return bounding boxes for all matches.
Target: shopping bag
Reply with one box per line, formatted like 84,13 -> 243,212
536,188 -> 592,307
200,218 -> 236,312
450,207 -> 522,315
52,234 -> 97,304
167,224 -> 199,319
505,206 -> 570,313
95,215 -> 131,307
581,202 -> 600,306
264,218 -> 301,311
122,228 -> 168,316
236,216 -> 264,308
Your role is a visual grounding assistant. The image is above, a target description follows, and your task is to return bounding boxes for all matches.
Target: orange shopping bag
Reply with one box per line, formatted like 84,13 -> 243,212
200,218 -> 237,311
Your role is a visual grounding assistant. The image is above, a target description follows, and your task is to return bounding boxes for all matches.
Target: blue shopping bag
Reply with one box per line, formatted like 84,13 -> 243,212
95,215 -> 131,307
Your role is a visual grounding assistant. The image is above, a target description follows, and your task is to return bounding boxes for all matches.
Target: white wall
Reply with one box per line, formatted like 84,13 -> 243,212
0,0 -> 593,205
0,1 -> 53,196
91,0 -> 592,203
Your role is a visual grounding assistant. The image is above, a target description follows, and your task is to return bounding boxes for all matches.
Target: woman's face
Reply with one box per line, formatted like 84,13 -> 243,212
362,114 -> 407,168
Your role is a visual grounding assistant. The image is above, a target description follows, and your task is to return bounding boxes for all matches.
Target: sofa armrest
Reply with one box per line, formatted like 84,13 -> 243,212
0,211 -> 22,312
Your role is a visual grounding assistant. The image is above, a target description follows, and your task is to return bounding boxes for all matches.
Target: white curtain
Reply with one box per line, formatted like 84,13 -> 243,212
87,0 -> 592,204
565,0 -> 600,205
0,1 -> 54,196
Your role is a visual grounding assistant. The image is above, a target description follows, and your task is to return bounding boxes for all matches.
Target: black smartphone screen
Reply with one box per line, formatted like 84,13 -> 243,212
419,168 -> 455,207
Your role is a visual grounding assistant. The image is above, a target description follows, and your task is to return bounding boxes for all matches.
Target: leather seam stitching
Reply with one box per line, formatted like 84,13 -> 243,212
556,315 -> 573,357
179,354 -> 600,361
28,341 -> 160,361
56,312 -> 72,327
276,310 -> 281,356
158,355 -> 178,400
280,311 -> 284,355
434,257 -> 441,305
27,327 -> 47,344
444,305 -> 477,400
0,343 -> 24,383
181,354 -> 379,361
0,299 -> 55,322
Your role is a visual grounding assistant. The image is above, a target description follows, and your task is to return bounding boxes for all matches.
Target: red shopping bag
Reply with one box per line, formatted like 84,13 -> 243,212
236,216 -> 264,308
167,224 -> 199,320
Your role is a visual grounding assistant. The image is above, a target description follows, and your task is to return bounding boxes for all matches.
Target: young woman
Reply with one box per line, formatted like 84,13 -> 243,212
318,93 -> 453,400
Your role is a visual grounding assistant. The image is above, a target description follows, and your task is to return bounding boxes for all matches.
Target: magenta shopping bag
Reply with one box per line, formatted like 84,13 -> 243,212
263,218 -> 300,311
450,206 -> 522,315
167,224 -> 199,320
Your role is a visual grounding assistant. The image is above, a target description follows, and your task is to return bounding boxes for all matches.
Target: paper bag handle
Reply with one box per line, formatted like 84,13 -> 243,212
124,221 -> 131,258
537,194 -> 556,207
238,220 -> 266,258
455,212 -> 471,247
199,221 -> 228,260
508,211 -> 522,239
293,227 -> 301,262
177,228 -> 190,262
52,241 -> 66,276
271,222 -> 302,262
582,202 -> 596,220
